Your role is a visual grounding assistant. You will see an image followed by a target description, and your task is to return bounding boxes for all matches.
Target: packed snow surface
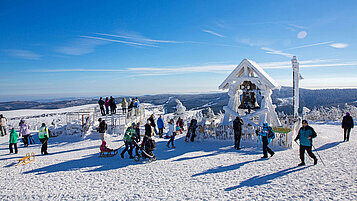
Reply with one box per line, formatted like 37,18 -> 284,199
0,123 -> 356,200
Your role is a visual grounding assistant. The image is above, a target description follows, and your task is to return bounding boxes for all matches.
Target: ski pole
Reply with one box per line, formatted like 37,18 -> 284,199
312,144 -> 325,166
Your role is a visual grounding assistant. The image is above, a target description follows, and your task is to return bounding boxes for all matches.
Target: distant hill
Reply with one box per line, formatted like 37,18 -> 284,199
1,87 -> 357,114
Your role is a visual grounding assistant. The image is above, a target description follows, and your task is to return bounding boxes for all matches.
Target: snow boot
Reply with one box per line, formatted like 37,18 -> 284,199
120,153 -> 124,158
298,162 -> 305,166
261,156 -> 268,159
270,152 -> 275,157
172,145 -> 176,148
314,158 -> 318,165
166,143 -> 170,148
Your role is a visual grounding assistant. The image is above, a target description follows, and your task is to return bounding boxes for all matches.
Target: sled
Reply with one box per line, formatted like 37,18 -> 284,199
99,149 -> 119,157
17,152 -> 35,165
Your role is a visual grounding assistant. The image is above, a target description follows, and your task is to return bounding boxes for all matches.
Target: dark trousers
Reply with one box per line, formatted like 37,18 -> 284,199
167,135 -> 175,146
299,145 -> 316,163
344,128 -> 351,141
133,141 -> 140,156
23,135 -> 29,146
122,108 -> 127,114
105,106 -> 109,115
234,130 -> 242,149
158,128 -> 164,137
9,143 -> 18,154
100,106 -> 105,116
190,128 -> 196,142
110,106 -> 116,114
40,138 -> 48,154
121,141 -> 133,157
1,126 -> 7,135
262,136 -> 274,157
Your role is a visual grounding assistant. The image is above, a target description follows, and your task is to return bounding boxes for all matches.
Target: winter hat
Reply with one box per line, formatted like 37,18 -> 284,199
263,123 -> 268,127
147,120 -> 150,124
346,112 -> 350,116
102,141 -> 106,145
302,120 -> 308,124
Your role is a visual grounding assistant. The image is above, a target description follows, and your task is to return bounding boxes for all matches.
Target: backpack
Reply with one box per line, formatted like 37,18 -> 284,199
145,138 -> 156,151
267,127 -> 275,139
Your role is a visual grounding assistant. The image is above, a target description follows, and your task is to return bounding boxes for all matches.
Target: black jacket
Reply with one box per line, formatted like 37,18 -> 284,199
145,124 -> 152,136
98,99 -> 105,106
98,121 -> 107,133
342,116 -> 354,129
233,118 -> 244,132
148,117 -> 156,127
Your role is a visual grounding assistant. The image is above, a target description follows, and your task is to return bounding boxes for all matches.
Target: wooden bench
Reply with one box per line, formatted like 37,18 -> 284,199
17,152 -> 35,165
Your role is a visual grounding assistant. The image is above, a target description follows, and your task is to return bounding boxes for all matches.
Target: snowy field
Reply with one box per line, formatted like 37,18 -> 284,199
0,123 -> 356,200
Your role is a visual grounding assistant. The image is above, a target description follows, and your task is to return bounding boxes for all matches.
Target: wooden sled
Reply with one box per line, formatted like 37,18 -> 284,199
17,152 -> 35,165
99,149 -> 119,157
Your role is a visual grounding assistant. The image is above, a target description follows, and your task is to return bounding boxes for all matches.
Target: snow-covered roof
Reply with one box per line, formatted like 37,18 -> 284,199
219,59 -> 281,90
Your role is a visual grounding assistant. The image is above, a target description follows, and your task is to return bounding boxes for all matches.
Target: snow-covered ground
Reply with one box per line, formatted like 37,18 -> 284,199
0,122 -> 356,200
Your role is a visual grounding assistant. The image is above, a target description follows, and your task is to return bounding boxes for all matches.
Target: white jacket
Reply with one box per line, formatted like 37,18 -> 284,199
168,123 -> 174,137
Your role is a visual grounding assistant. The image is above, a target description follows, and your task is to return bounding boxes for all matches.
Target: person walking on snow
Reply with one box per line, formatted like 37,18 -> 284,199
104,97 -> 110,115
39,123 -> 49,155
98,97 -> 105,116
166,119 -> 176,148
148,114 -> 158,135
342,112 -> 354,142
157,115 -> 165,138
0,114 -> 8,136
19,120 -> 31,147
145,121 -> 152,137
121,98 -> 128,114
294,120 -> 318,166
121,123 -> 136,159
257,123 -> 275,159
97,118 -> 107,142
9,128 -> 18,154
233,116 -> 244,150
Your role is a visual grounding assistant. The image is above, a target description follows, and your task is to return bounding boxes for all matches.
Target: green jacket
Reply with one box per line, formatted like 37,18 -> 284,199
123,127 -> 135,142
39,126 -> 49,139
9,129 -> 18,144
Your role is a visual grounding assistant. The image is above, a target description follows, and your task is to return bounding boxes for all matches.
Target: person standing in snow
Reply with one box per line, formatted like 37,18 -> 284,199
98,97 -> 105,116
233,116 -> 244,150
9,128 -> 18,154
342,112 -> 354,142
109,96 -> 117,114
148,114 -> 158,135
294,120 -> 318,166
166,119 -> 176,148
145,121 -> 152,137
185,119 -> 198,142
134,98 -> 140,116
257,123 -> 275,159
121,123 -> 136,159
38,123 -> 49,155
104,97 -> 110,115
128,99 -> 135,117
97,118 -> 107,142
121,98 -> 128,114
19,120 -> 31,147
0,114 -> 7,136
157,115 -> 165,138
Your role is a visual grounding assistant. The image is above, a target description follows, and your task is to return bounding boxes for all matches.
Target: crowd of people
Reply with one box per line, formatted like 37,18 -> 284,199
1,104 -> 354,166
98,96 -> 140,117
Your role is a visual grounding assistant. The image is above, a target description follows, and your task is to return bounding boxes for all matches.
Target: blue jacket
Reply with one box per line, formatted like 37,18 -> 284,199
157,117 -> 164,129
295,125 -> 317,146
259,126 -> 274,143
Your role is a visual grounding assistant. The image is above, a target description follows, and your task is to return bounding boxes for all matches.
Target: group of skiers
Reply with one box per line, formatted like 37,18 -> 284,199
7,120 -> 49,155
232,112 -> 354,166
98,97 -> 140,117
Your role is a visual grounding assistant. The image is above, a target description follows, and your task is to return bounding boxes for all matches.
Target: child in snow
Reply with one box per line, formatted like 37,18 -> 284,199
100,141 -> 113,152
9,128 -> 18,154
166,119 -> 176,148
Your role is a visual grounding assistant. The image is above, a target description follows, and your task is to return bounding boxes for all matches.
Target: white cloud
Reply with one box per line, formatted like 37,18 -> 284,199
297,31 -> 307,39
202,30 -> 224,38
330,43 -> 348,48
55,38 -> 107,55
94,33 -> 181,44
80,36 -> 158,47
4,49 -> 41,60
283,41 -> 334,50
261,47 -> 293,58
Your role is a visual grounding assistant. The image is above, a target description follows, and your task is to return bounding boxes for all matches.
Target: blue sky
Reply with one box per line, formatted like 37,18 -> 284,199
1,0 -> 356,101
